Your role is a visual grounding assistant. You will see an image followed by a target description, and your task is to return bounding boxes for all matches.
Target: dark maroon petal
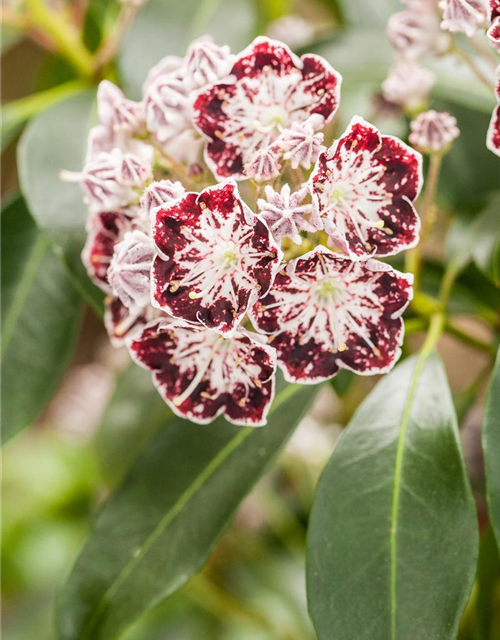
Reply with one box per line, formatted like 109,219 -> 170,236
82,211 -> 132,292
231,37 -> 299,79
104,296 -> 149,346
487,104 -> 500,156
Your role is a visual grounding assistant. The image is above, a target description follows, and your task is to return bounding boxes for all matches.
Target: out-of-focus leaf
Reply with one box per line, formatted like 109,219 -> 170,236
335,0 -> 398,25
307,354 -> 478,640
470,196 -> 500,287
57,379 -> 319,640
119,0 -> 255,100
1,197 -> 84,444
468,527 -> 500,639
484,347 -> 500,550
94,365 -> 173,487
17,91 -> 103,313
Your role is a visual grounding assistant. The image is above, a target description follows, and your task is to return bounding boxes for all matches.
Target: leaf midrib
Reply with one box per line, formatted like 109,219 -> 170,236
78,382 -> 300,640
1,234 -> 48,359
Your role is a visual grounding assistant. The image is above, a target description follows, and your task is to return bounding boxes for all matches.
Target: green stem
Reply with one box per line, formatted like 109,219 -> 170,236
405,153 -> 442,290
93,3 -> 140,75
1,80 -> 88,134
25,0 -> 94,78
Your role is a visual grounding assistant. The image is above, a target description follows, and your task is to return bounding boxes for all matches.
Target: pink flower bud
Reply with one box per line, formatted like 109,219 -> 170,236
439,0 -> 489,36
387,5 -> 450,59
144,75 -> 192,144
382,60 -> 435,110
97,80 -> 145,134
409,109 -> 460,152
244,147 -> 281,183
186,37 -> 234,89
278,120 -> 325,170
140,179 -> 186,216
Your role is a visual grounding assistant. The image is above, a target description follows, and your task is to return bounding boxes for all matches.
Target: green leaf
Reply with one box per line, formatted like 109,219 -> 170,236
470,195 -> 500,287
17,91 -> 104,313
335,0 -> 399,26
484,347 -> 500,551
307,354 -> 478,640
94,365 -> 173,487
1,196 -> 84,444
57,379 -> 320,640
119,0 -> 255,100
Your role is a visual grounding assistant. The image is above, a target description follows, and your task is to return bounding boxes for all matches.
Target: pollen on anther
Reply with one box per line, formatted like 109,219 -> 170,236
338,342 -> 347,352
188,291 -> 198,300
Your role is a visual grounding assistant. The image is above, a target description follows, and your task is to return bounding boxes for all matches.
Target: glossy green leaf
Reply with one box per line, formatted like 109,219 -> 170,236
1,197 -> 84,444
57,379 -> 319,640
484,347 -> 500,551
119,0 -> 255,100
17,91 -> 103,313
94,365 -> 173,487
307,354 -> 478,640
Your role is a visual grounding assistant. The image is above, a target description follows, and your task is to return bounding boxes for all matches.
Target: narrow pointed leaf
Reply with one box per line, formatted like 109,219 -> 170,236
1,197 -> 84,444
307,354 -> 478,640
17,91 -> 103,312
484,346 -> 500,548
57,379 -> 319,640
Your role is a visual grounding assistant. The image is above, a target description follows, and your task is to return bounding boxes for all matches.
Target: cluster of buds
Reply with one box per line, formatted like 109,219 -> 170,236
68,36 -> 424,426
383,0 -> 499,157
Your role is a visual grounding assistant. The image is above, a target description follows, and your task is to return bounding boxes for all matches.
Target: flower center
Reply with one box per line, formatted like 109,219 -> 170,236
329,181 -> 355,210
214,242 -> 240,270
315,278 -> 346,305
259,105 -> 289,130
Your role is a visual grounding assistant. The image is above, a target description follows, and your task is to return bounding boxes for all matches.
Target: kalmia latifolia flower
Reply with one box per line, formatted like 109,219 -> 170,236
70,36 -> 421,426
488,17 -> 500,50
409,110 -> 460,153
439,0 -> 490,36
487,66 -> 500,157
387,2 -> 450,59
129,321 -> 277,425
250,246 -> 412,383
310,117 -> 422,260
192,37 -> 342,180
257,184 -> 317,245
151,180 -> 283,335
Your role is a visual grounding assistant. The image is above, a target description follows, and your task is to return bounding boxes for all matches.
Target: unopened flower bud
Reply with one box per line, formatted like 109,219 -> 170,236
382,60 -> 435,110
140,179 -> 186,215
439,0 -> 489,37
266,15 -> 316,48
108,230 -> 156,309
245,147 -> 281,183
97,80 -> 145,134
186,37 -> 234,89
144,75 -> 192,144
409,109 -> 460,152
279,121 -> 325,170
387,6 -> 450,59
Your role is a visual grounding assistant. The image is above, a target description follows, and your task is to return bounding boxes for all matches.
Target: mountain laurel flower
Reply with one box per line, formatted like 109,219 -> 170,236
310,117 -> 422,260
97,80 -> 145,134
144,75 -> 193,146
104,296 -> 158,347
257,184 -> 317,245
409,109 -> 460,152
487,66 -> 500,156
62,149 -> 152,213
151,180 -> 283,335
387,5 -> 450,59
382,60 -> 435,109
108,230 -> 156,309
439,0 -> 490,36
250,246 -> 412,383
129,321 -> 277,425
244,147 -> 281,182
192,37 -> 342,180
278,118 -> 325,170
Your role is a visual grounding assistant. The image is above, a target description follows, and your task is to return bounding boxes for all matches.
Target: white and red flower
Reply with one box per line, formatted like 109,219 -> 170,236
192,37 -> 342,180
129,320 -> 277,425
487,66 -> 500,157
81,210 -> 133,292
488,17 -> 500,50
310,117 -> 422,260
151,180 -> 282,335
439,0 -> 490,36
257,184 -> 317,245
250,246 -> 412,383
104,296 -> 156,347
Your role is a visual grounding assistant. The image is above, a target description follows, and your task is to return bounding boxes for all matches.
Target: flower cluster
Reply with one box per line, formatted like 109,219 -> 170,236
69,37 -> 421,426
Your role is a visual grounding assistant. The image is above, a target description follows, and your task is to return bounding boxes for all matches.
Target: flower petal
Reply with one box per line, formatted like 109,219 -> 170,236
129,321 -> 277,426
250,246 -> 412,383
104,296 -> 151,346
151,180 -> 282,335
310,116 -> 422,260
192,37 -> 341,180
